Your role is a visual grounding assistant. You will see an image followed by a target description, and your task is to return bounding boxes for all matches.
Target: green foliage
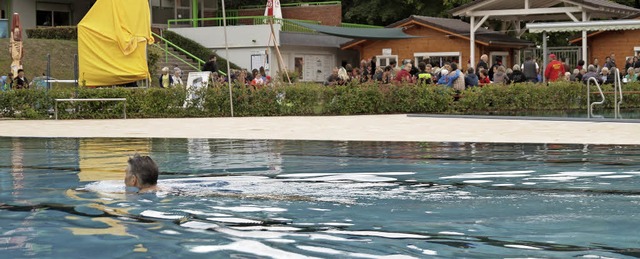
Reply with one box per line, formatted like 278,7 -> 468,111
26,26 -> 78,41
147,47 -> 162,79
161,30 -> 240,73
1,82 -> 639,119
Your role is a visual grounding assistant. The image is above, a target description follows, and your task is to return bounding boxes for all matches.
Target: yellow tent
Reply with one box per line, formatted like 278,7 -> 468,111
78,0 -> 154,86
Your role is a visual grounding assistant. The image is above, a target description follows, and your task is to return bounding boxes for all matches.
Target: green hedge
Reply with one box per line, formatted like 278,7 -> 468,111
26,26 -> 77,40
1,82 -> 639,119
162,30 -> 240,73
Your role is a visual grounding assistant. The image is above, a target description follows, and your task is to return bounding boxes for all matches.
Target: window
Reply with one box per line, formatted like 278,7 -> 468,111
490,51 -> 509,68
151,0 -> 176,24
377,55 -> 398,67
36,3 -> 71,27
414,52 -> 461,67
635,47 -> 640,56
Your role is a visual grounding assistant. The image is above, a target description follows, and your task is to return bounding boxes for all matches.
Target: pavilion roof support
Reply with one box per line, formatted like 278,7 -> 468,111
453,0 -> 640,72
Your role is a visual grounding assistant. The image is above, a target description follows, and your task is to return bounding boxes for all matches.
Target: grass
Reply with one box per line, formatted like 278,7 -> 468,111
0,38 -> 78,82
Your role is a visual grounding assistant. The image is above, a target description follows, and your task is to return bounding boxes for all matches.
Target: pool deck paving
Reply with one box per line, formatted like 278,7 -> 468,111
1,115 -> 639,145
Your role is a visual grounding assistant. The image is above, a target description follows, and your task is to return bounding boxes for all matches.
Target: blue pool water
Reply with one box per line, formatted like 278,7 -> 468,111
1,138 -> 639,258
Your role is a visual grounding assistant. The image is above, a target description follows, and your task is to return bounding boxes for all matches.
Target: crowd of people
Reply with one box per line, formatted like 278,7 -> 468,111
322,52 -> 640,89
160,54 -> 273,89
0,69 -> 32,90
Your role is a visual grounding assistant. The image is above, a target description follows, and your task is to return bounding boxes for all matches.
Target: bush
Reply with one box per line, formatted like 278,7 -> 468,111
161,30 -> 240,74
26,26 -> 77,40
1,82 -> 639,119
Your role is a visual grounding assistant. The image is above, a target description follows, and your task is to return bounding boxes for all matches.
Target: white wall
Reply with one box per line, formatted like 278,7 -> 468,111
169,24 -> 280,49
12,0 -> 36,30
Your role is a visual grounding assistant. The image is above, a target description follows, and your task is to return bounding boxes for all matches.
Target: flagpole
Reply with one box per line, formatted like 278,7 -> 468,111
221,0 -> 234,117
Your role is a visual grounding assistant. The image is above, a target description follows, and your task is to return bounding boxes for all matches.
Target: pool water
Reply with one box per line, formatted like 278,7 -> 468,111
1,138 -> 639,258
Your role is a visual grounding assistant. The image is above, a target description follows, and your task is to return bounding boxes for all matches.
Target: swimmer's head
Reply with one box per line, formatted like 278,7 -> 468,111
125,154 -> 159,190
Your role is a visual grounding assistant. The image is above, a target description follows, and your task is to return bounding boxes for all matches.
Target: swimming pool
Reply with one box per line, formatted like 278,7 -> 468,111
1,137 -> 639,258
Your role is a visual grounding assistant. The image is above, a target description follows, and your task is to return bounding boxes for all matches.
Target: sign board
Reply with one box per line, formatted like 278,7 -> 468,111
382,48 -> 392,56
184,71 -> 211,108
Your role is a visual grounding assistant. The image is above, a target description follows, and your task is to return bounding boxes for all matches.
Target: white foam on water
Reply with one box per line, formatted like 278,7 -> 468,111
160,230 -> 181,235
216,228 -> 288,239
288,174 -> 398,183
190,240 -> 316,258
206,217 -> 263,224
140,210 -> 184,220
320,222 -> 354,227
438,231 -> 465,236
463,180 -> 493,184
598,175 -> 634,179
526,176 -> 578,181
441,171 -> 534,179
231,226 -> 302,232
323,230 -> 430,239
277,172 -> 415,178
504,244 -> 542,250
211,206 -> 287,213
180,221 -> 219,230
407,245 -> 438,255
541,172 -> 616,177
308,208 -> 331,212
83,180 -> 125,193
622,172 -> 640,175
492,184 -> 515,187
297,246 -> 418,259
581,255 -> 618,259
179,209 -> 231,217
522,182 -> 537,185
277,173 -> 337,178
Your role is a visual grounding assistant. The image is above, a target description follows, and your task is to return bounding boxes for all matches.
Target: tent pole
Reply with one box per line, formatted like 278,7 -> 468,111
221,0 -> 234,117
268,18 -> 291,84
581,11 -> 588,64
542,31 -> 547,83
470,16 -> 476,68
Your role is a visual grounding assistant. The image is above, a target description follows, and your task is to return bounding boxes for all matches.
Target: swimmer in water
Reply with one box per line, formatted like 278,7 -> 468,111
124,154 -> 159,193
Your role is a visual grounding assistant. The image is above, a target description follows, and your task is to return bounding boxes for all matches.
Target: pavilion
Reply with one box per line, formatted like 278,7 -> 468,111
450,0 -> 640,72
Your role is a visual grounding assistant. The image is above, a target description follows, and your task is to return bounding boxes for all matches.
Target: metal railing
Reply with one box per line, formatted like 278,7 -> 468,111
239,1 -> 341,9
167,16 -> 321,33
587,77 -> 605,119
613,67 -> 624,119
152,31 -> 205,71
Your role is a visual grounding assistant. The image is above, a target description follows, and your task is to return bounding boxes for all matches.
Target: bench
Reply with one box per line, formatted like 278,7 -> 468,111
55,98 -> 127,120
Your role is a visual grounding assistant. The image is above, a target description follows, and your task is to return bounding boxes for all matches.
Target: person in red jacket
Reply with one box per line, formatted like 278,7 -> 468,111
544,53 -> 565,82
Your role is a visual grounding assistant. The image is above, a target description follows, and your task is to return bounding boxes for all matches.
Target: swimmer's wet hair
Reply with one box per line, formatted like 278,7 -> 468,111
128,154 -> 159,186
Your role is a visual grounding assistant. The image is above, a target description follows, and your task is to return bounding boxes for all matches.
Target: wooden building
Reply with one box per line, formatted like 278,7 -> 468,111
569,14 -> 640,64
341,15 -> 534,69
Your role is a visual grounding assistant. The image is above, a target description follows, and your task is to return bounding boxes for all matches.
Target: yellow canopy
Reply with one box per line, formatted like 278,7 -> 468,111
78,0 -> 154,86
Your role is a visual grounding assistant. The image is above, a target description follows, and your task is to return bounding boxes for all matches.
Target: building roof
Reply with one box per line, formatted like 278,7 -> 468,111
280,32 -> 353,48
410,15 -> 533,45
288,21 -> 419,40
451,0 -> 640,20
341,15 -> 533,50
567,13 -> 640,44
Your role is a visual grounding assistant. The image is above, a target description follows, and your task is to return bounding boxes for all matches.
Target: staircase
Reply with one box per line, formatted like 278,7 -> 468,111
154,45 -> 202,81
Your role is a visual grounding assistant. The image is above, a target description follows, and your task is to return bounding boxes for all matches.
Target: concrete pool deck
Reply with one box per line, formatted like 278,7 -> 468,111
0,115 -> 639,145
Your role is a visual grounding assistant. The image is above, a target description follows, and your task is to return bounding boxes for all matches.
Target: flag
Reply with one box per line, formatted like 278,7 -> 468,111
264,0 -> 282,19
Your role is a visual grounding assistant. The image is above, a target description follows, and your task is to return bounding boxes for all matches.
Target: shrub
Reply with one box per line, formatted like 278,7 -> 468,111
1,82 -> 639,120
26,26 -> 77,40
